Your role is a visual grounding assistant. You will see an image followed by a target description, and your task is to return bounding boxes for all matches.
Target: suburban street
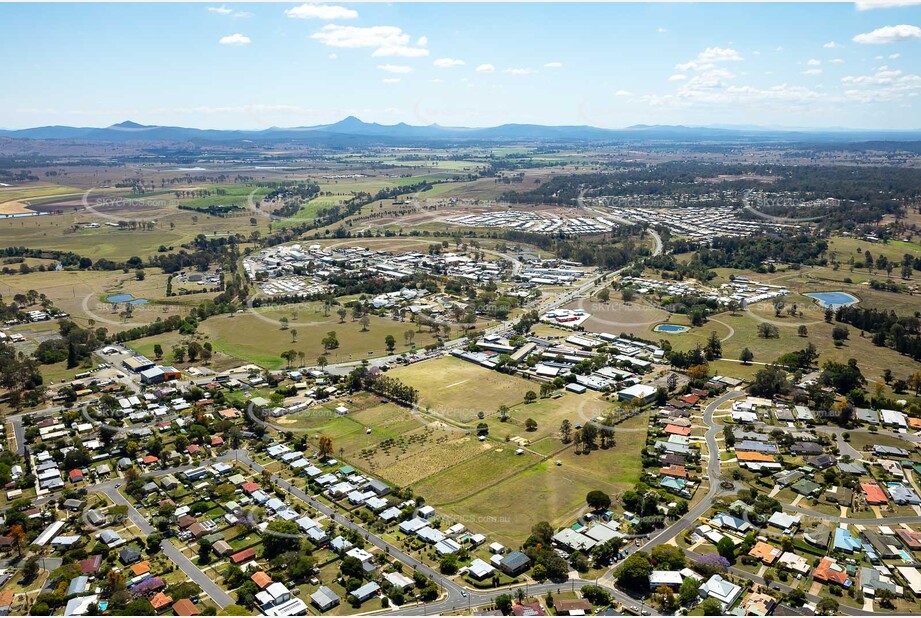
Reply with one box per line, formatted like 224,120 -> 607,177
91,466 -> 237,609
29,235 -> 918,617
67,382 -> 909,616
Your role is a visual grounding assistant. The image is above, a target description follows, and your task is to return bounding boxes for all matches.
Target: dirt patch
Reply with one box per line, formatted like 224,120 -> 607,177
0,200 -> 33,215
357,429 -> 486,486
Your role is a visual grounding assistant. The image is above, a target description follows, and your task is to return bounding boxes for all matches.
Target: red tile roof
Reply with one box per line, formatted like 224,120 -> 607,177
79,555 -> 102,574
861,483 -> 888,505
172,599 -> 200,616
659,465 -> 688,479
251,571 -> 272,589
151,592 -> 173,611
813,558 -> 850,587
230,547 -> 256,564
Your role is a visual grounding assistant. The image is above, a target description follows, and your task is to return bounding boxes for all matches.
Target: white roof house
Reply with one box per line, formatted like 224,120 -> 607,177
700,574 -> 742,609
881,409 -> 908,429
767,511 -> 801,533
650,571 -> 684,588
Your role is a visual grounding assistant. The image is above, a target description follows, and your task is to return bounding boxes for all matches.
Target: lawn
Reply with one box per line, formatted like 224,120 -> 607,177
194,308 -> 441,369
280,398 -> 491,486
475,391 -> 618,443
412,446 -> 542,505
388,356 -> 538,420
658,298 -> 915,388
0,195 -> 269,260
435,413 -> 649,546
177,184 -> 271,212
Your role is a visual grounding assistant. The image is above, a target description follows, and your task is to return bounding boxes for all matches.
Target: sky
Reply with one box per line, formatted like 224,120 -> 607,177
1,2 -> 920,130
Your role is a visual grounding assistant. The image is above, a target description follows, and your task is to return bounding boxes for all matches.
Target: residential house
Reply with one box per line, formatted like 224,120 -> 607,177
699,574 -> 742,610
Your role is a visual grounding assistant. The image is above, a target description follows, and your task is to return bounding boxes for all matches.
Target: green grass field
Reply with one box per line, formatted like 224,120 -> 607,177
412,446 -> 543,505
176,185 -> 270,212
438,417 -> 648,546
194,308 -> 440,369
389,356 -> 535,417
380,357 -> 650,544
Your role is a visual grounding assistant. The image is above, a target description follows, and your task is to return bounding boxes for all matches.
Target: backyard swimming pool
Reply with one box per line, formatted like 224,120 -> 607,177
804,291 -> 859,309
654,324 -> 690,334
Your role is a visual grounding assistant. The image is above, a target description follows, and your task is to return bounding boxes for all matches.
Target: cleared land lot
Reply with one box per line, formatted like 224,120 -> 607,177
383,356 -> 649,544
390,356 -> 623,440
193,308 -> 440,369
388,356 -> 535,419
435,413 -> 649,546
281,397 -> 492,486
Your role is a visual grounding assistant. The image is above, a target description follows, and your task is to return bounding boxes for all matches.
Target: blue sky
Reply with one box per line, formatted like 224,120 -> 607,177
1,2 -> 920,130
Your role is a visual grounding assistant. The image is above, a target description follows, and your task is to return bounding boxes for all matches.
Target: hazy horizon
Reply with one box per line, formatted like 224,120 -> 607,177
1,2 -> 920,131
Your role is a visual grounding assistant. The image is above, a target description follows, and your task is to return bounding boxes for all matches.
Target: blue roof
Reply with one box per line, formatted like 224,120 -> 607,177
834,528 -> 863,552
660,476 -> 687,491
713,513 -> 746,529
67,575 -> 89,596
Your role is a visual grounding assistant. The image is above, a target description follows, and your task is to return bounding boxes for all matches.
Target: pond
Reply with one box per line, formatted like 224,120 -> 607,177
804,291 -> 859,309
653,323 -> 690,334
106,293 -> 149,305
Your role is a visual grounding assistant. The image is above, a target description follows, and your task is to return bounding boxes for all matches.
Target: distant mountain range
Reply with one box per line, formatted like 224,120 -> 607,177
1,116 -> 919,143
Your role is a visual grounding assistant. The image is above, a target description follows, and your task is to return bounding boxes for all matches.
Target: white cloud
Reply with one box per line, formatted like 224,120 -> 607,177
657,27 -> 668,33
544,61 -> 563,68
823,41 -> 839,48
668,74 -> 688,81
802,68 -> 823,75
699,47 -> 743,62
433,58 -> 465,68
830,58 -> 845,64
504,68 -> 536,75
807,59 -> 822,66
615,90 -> 633,96
382,78 -> 401,84
285,4 -> 358,20
209,6 -> 250,18
373,46 -> 429,58
856,0 -> 921,10
219,33 -> 251,46
312,24 -> 403,48
328,53 -> 338,60
675,47 -> 743,71
891,53 -> 902,58
475,64 -> 495,73
840,66 -> 921,102
416,36 -> 428,47
377,64 -> 412,74
853,24 -> 921,44
843,68 -> 903,84
311,24 -> 429,57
